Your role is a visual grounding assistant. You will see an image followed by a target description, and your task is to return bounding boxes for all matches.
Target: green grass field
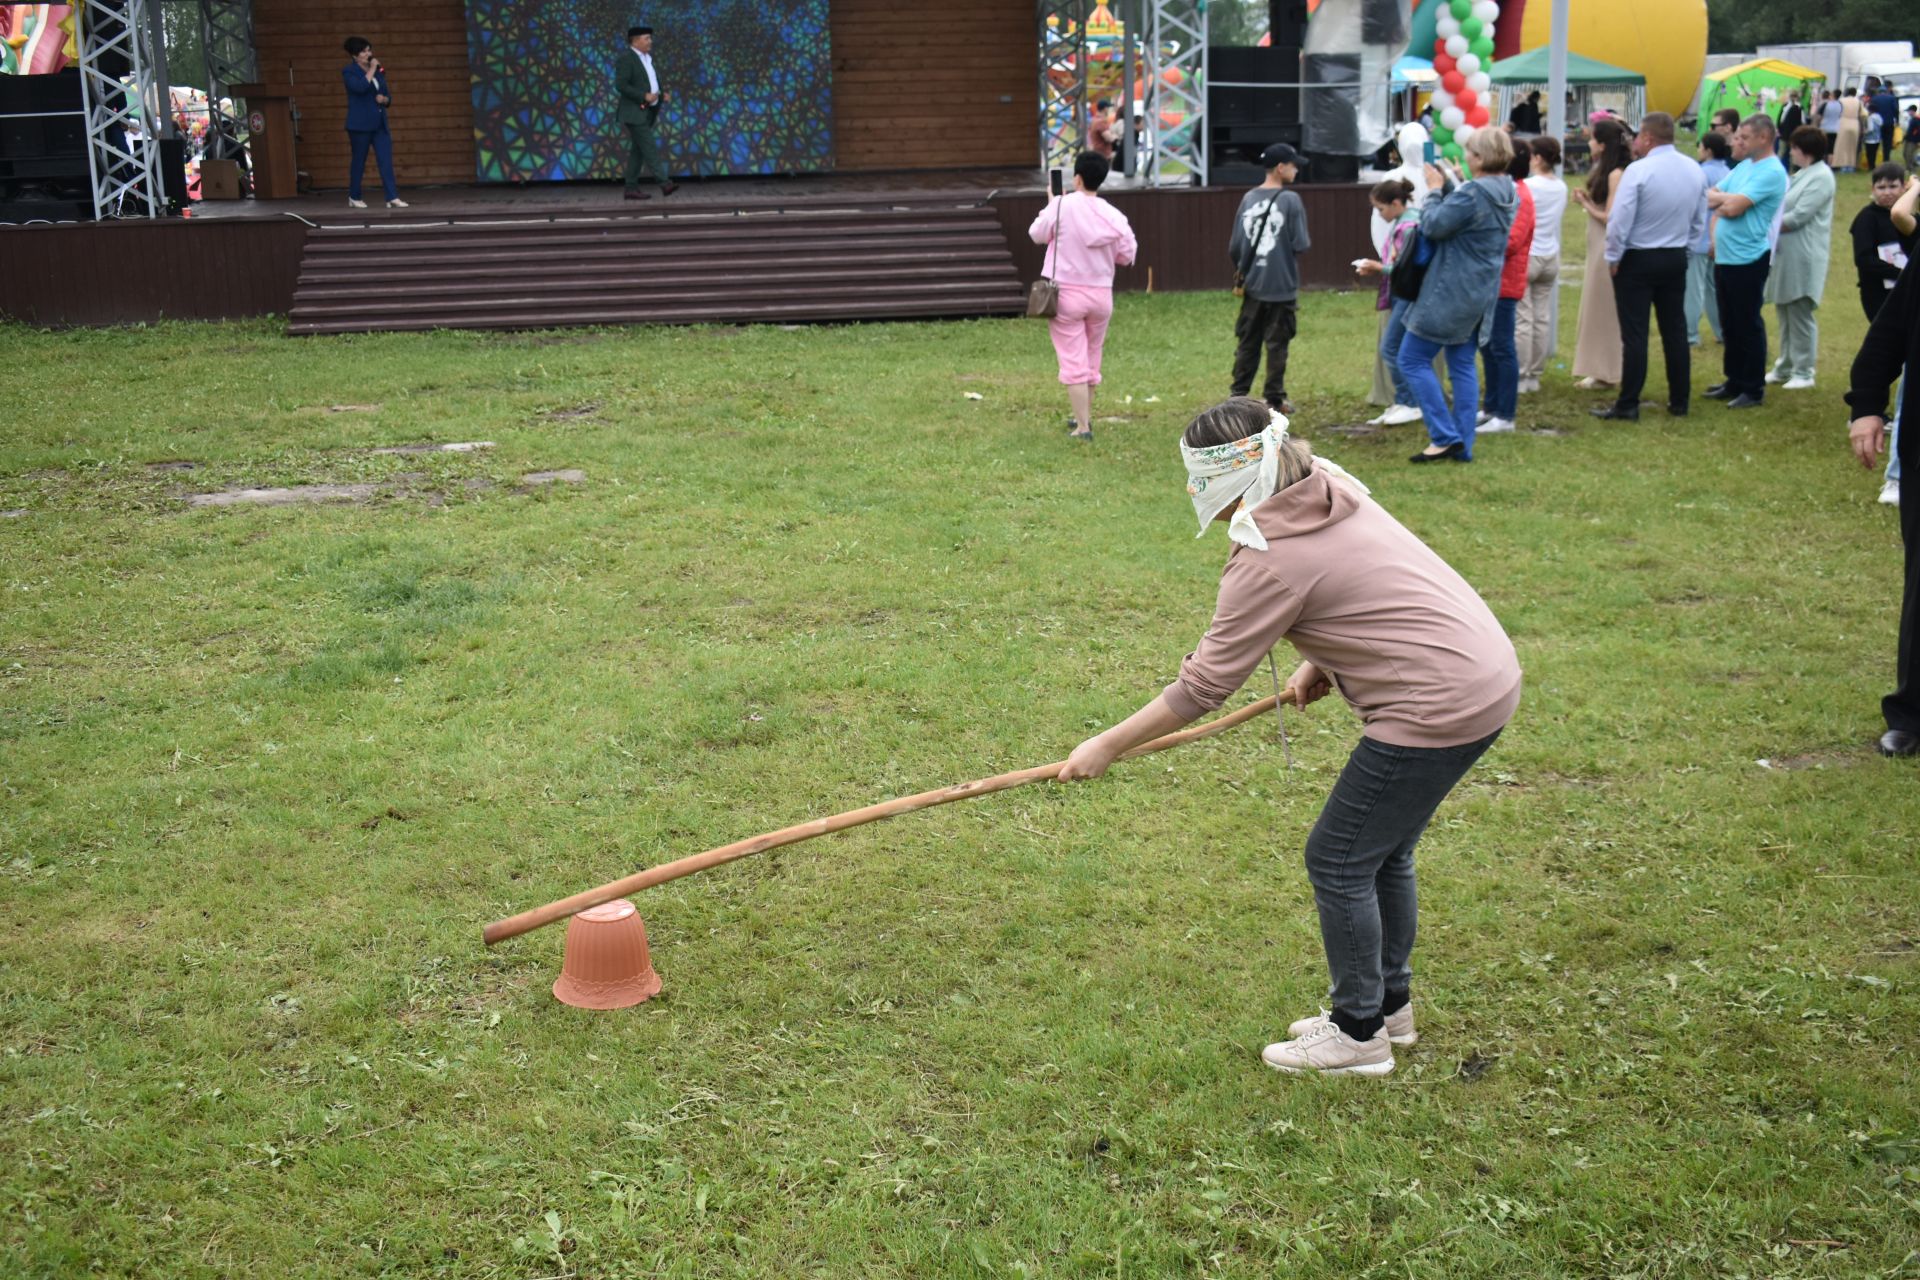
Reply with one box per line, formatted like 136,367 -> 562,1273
3,176 -> 1918,1278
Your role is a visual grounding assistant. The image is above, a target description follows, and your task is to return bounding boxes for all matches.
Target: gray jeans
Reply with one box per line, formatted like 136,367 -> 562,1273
1304,729 -> 1502,1019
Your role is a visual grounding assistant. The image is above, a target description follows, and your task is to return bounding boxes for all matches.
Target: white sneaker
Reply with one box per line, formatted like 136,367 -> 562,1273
1365,410 -> 1391,426
386,198 -> 411,209
1475,409 -> 1492,426
1782,376 -> 1815,390
1881,479 -> 1901,507
1517,379 -> 1540,395
1379,403 -> 1424,426
346,198 -> 368,209
1262,1020 -> 1395,1076
1764,368 -> 1786,385
1287,1005 -> 1418,1046
1478,417 -> 1517,434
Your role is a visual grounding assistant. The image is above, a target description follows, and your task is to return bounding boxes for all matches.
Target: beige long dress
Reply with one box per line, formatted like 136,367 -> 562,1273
1572,188 -> 1621,385
1834,96 -> 1862,170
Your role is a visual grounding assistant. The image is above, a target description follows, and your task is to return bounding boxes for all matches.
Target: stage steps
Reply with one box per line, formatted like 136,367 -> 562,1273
286,203 -> 1026,335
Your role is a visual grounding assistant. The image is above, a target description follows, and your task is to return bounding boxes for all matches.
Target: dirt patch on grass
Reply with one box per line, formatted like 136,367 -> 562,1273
145,460 -> 200,472
370,441 -> 494,456
327,404 -> 381,414
543,403 -> 601,421
520,469 -> 586,487
186,484 -> 380,508
1755,748 -> 1866,772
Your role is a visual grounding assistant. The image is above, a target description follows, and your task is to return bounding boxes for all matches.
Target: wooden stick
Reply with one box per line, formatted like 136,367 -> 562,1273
482,695 -> 1283,946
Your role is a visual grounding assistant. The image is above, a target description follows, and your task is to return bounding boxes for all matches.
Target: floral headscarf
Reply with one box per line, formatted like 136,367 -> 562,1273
1179,409 -> 1369,552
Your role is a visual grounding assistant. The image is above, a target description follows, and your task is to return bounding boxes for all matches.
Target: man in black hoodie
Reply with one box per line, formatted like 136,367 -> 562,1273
1847,250 -> 1920,755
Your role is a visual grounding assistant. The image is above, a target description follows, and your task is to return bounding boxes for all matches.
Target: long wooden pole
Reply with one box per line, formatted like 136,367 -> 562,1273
482,695 -> 1285,946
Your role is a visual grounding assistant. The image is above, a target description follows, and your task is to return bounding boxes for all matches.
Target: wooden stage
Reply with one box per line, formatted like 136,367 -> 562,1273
0,173 -> 1373,330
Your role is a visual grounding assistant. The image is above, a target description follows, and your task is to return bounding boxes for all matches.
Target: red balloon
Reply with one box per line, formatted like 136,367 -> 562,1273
1433,51 -> 1457,75
1441,70 -> 1465,94
1455,88 -> 1477,112
1467,104 -> 1491,128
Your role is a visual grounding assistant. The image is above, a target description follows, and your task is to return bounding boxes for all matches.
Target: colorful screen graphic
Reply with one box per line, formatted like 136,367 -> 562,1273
463,0 -> 833,182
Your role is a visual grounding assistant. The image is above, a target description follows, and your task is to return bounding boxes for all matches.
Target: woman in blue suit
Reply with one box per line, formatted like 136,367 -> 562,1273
341,37 -> 407,209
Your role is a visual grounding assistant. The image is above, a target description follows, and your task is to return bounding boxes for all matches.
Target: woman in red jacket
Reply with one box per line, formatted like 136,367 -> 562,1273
1477,148 -> 1535,434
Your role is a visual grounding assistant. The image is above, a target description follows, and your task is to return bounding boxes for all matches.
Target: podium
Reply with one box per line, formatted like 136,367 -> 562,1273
231,84 -> 297,199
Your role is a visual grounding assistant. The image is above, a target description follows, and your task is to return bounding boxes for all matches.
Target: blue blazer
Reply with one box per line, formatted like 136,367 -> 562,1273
342,65 -> 390,133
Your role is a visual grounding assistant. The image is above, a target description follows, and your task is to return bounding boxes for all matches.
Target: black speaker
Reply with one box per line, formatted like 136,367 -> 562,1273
158,136 -> 188,211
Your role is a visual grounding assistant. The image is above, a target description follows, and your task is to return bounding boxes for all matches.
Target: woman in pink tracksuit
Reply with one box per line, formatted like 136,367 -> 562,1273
1029,151 -> 1139,441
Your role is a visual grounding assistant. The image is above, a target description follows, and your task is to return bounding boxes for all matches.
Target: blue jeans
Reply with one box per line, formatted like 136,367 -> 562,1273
347,129 -> 397,202
1684,252 -> 1721,345
1379,300 -> 1417,407
1304,729 -> 1502,1021
1480,297 -> 1519,419
1398,329 -> 1480,457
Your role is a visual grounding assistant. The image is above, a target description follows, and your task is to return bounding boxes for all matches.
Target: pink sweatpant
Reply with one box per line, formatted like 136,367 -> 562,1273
1047,283 -> 1114,385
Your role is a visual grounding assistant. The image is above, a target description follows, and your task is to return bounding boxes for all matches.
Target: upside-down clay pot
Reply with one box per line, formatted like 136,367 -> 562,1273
552,900 -> 662,1009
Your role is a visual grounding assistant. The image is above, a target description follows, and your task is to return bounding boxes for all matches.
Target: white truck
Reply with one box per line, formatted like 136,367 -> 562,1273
1755,41 -> 1914,88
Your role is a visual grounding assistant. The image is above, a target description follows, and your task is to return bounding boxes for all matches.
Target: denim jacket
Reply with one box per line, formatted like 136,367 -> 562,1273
1405,175 -> 1516,347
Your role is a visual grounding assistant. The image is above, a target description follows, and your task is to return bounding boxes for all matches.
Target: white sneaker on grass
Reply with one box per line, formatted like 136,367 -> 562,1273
1478,417 -> 1516,434
1783,376 -> 1815,391
1765,368 -> 1786,385
1287,1004 -> 1418,1046
1379,403 -> 1424,426
1262,1020 -> 1395,1076
1881,479 -> 1901,507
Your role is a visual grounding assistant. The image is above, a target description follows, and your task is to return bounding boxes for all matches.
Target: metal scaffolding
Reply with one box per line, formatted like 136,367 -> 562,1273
77,0 -> 165,218
198,0 -> 257,160
1146,0 -> 1206,184
1037,0 -> 1207,186
1038,0 -> 1088,176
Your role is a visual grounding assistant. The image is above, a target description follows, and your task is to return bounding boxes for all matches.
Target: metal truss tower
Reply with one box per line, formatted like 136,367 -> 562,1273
77,0 -> 164,218
1036,0 -> 1206,186
198,0 -> 257,160
1038,0 -> 1088,176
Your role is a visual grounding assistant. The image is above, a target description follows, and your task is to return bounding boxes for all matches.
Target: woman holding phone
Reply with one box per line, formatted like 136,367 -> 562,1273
1029,151 -> 1138,441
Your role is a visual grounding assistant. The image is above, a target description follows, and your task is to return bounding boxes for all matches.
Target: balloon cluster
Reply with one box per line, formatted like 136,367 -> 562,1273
1428,0 -> 1500,165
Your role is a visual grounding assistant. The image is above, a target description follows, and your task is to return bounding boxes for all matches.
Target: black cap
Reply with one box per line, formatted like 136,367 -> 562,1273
1260,142 -> 1307,169
628,25 -> 652,38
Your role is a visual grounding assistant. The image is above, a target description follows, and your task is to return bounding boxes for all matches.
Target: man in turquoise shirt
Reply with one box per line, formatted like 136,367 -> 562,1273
1705,115 -> 1789,408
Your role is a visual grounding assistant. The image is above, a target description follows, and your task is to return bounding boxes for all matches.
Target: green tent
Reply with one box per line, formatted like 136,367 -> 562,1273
1488,48 -> 1647,88
1488,48 -> 1647,134
1696,58 -> 1826,129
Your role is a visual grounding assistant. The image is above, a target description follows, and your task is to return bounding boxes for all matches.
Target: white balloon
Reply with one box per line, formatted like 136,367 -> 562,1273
1441,105 -> 1467,130
1455,124 -> 1478,147
1457,52 -> 1481,75
1445,34 -> 1469,58
1431,87 -> 1454,110
1467,71 -> 1492,93
1471,0 -> 1501,21
1436,14 -> 1461,38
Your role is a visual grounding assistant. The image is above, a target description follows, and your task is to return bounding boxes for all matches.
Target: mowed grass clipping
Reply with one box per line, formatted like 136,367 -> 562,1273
4,181 -> 1920,1278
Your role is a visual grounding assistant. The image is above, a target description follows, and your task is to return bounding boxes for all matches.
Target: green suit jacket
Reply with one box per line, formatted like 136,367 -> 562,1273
615,51 -> 659,126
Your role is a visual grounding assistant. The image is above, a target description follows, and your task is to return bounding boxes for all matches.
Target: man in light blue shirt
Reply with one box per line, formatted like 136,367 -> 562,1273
1706,114 -> 1789,407
1593,113 -> 1707,420
1685,130 -> 1731,347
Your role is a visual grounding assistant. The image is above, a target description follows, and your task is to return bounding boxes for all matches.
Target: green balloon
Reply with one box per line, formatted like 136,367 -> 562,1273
1470,36 -> 1495,60
1432,124 -> 1454,145
1450,0 -> 1472,18
1443,142 -> 1465,162
1460,16 -> 1484,40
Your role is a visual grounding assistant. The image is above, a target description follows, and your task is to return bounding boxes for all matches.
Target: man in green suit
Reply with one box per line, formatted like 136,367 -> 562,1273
616,25 -> 677,200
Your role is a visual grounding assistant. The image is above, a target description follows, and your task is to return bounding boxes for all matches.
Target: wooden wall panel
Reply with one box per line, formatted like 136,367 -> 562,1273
830,0 -> 1035,171
992,184 -> 1376,293
0,220 -> 307,324
252,0 -> 1039,187
251,0 -> 476,191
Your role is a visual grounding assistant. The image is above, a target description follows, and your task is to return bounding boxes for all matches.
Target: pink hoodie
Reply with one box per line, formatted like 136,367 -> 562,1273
1163,465 -> 1521,748
1029,192 -> 1139,287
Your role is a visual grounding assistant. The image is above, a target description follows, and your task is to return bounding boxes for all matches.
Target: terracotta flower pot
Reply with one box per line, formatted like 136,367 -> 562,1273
552,900 -> 662,1009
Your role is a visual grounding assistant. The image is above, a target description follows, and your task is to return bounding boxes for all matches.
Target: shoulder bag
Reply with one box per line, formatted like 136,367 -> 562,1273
1027,194 -> 1066,318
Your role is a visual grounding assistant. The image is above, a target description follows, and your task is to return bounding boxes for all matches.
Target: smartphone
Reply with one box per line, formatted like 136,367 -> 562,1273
1422,140 -> 1438,164
1050,168 -> 1064,197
